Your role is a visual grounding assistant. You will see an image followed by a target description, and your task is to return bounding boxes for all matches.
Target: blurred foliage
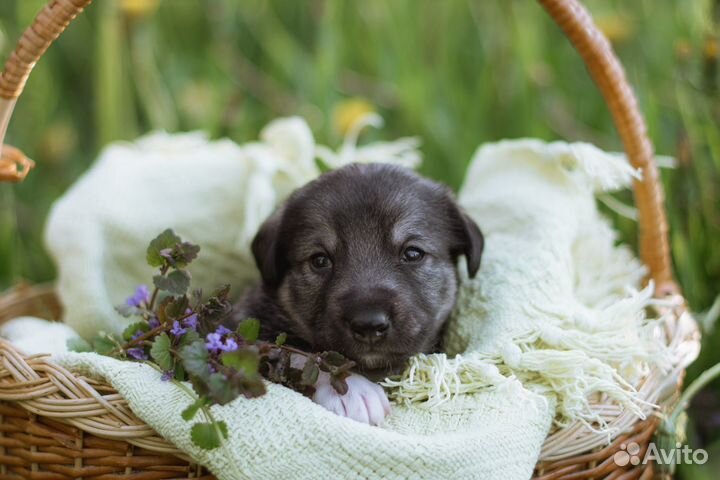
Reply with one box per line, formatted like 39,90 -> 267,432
0,0 -> 718,476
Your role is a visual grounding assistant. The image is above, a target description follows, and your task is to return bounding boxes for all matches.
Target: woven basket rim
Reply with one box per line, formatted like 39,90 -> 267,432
0,283 -> 702,478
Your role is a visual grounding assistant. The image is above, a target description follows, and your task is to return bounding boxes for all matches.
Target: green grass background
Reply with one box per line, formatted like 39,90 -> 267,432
0,0 -> 718,476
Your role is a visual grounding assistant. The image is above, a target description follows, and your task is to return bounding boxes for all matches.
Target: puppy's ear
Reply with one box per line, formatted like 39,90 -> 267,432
251,207 -> 286,288
458,212 -> 484,278
448,201 -> 484,278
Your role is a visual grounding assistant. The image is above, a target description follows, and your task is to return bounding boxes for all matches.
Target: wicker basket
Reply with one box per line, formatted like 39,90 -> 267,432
0,0 -> 701,478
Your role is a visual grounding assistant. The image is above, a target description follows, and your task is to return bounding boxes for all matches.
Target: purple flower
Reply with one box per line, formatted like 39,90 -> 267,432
206,325 -> 237,353
183,313 -> 198,330
216,325 -> 232,336
220,337 -> 239,352
126,285 -> 150,308
127,348 -> 148,360
131,330 -> 145,341
148,317 -> 160,329
161,370 -> 174,381
206,332 -> 224,352
170,320 -> 187,337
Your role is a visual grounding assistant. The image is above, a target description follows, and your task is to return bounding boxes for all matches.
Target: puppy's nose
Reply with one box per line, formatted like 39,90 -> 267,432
349,310 -> 390,343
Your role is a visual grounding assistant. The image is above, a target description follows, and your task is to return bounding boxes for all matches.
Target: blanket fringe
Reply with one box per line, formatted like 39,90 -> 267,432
382,282 -> 671,435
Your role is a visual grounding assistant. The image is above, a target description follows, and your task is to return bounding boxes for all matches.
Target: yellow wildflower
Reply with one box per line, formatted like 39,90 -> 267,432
120,0 -> 160,18
595,13 -> 634,45
332,98 -> 375,136
704,37 -> 718,60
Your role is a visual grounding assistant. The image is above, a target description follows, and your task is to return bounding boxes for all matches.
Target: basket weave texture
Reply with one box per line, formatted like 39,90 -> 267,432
0,285 -> 212,478
0,0 -> 701,478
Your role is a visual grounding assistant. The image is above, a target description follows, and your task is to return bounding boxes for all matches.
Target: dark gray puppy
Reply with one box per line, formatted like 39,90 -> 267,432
232,163 -> 483,380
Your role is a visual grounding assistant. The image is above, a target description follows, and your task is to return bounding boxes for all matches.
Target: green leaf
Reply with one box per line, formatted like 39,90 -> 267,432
66,337 -> 92,353
147,229 -> 182,267
115,304 -> 142,318
301,358 -> 320,386
159,242 -> 200,269
239,376 -> 266,399
236,318 -> 260,343
93,333 -> 122,356
210,284 -> 231,300
179,329 -> 200,346
275,332 -> 287,346
207,372 -> 237,405
190,421 -> 227,450
181,397 -> 207,421
150,333 -> 173,371
179,340 -> 210,379
217,420 -> 229,439
164,295 -> 189,319
173,242 -> 200,268
189,375 -> 210,397
197,285 -> 233,325
173,362 -> 186,382
153,269 -> 191,296
221,350 -> 259,377
156,296 -> 172,324
322,351 -> 347,367
122,321 -> 150,341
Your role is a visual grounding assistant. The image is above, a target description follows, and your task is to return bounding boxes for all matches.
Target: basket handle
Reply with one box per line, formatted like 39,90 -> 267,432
0,0 -> 92,182
538,0 -> 676,294
0,0 -> 677,293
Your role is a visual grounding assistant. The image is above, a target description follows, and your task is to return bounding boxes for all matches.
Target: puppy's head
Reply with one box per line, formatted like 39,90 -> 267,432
252,163 -> 483,373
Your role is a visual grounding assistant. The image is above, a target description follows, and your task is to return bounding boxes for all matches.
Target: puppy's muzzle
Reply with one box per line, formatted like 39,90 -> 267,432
348,309 -> 390,344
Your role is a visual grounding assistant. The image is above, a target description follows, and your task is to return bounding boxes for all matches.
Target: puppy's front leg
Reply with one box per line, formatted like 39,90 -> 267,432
313,371 -> 392,425
290,354 -> 391,425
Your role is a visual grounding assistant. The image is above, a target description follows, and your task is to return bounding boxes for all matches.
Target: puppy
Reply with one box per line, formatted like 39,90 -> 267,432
231,163 -> 483,424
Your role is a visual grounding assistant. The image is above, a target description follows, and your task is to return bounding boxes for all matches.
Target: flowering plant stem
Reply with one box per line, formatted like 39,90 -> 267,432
75,229 -> 355,450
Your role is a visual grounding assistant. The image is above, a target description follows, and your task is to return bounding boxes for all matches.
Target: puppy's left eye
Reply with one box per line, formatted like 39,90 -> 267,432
401,247 -> 425,263
310,253 -> 332,270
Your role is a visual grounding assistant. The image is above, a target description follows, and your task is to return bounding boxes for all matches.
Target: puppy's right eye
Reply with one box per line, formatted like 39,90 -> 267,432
310,254 -> 332,270
401,246 -> 425,263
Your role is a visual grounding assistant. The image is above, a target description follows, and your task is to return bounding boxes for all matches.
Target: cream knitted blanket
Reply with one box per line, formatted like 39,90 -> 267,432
3,120 -> 672,479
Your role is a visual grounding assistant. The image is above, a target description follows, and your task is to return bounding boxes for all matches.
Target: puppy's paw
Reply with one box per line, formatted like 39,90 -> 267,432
312,373 -> 391,426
